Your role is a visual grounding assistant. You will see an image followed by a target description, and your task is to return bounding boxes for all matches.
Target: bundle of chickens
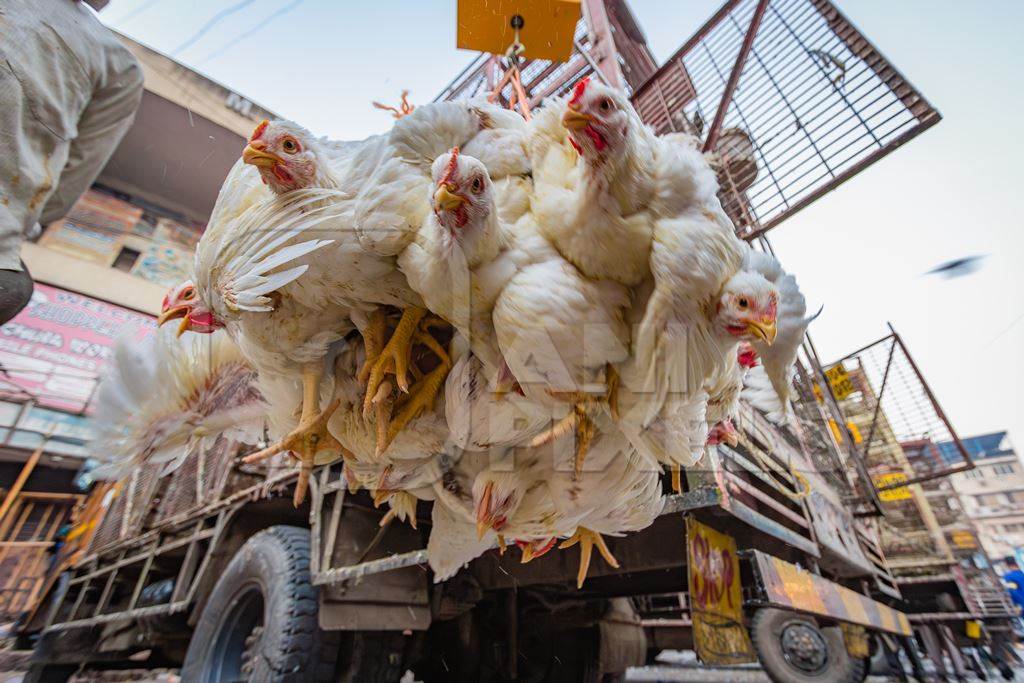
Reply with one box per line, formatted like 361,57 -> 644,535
100,79 -> 816,588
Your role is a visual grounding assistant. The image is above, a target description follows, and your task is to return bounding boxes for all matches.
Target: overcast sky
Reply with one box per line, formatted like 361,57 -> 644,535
100,0 -> 1024,453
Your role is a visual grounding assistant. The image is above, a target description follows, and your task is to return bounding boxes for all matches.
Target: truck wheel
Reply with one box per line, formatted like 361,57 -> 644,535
180,526 -> 338,682
751,608 -> 865,683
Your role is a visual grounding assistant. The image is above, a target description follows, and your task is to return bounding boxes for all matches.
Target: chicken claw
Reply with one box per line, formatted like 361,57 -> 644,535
378,356 -> 451,456
363,307 -> 426,416
559,527 -> 620,589
242,397 -> 343,507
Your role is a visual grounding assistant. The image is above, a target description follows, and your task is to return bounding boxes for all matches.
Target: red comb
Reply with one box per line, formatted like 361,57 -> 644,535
440,147 -> 459,185
569,77 -> 590,107
250,119 -> 269,142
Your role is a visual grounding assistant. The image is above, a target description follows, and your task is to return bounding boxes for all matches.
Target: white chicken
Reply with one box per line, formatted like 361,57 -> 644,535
149,84 -> 823,592
91,327 -> 266,481
491,217 -> 632,476
165,104 -> 525,502
530,78 -> 657,287
398,148 -> 515,375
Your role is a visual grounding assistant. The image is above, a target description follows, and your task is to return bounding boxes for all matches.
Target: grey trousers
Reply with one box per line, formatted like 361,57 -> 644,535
0,263 -> 34,325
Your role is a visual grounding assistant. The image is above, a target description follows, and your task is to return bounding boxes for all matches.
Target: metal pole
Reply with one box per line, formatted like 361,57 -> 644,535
888,324 -> 973,470
703,0 -> 771,153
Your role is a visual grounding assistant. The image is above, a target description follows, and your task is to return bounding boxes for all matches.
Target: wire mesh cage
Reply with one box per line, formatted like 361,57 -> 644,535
441,0 -> 939,241
831,330 -> 971,486
829,328 -> 975,573
633,0 -> 940,239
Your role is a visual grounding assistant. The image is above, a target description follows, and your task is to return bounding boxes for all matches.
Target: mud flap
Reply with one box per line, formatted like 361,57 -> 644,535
685,517 -> 756,665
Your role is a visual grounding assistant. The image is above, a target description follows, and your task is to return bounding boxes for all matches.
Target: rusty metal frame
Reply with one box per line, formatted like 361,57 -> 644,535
833,325 -> 974,492
632,0 -> 941,240
703,0 -> 770,152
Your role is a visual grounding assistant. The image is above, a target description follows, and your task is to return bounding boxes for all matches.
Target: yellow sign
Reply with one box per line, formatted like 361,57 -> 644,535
965,620 -> 981,639
686,517 -> 756,665
825,363 -> 856,400
951,530 -> 978,549
456,0 -> 581,62
874,472 -> 912,501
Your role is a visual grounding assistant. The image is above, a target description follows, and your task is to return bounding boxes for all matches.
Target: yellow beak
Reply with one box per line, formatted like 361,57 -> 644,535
433,184 -> 465,212
242,144 -> 282,169
562,107 -> 594,130
746,319 -> 777,344
157,304 -> 188,327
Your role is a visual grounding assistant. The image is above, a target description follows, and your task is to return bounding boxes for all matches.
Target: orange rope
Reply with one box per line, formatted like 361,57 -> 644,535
488,63 -> 532,121
372,90 -> 415,119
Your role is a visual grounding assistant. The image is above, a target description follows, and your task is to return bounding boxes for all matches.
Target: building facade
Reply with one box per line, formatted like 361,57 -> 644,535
0,30 -> 275,622
945,432 -> 1024,560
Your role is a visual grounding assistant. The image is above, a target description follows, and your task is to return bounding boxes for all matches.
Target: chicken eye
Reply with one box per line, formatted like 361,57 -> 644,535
282,138 -> 298,153
471,177 -> 483,193
183,287 -> 195,300
738,297 -> 748,309
599,98 -> 612,111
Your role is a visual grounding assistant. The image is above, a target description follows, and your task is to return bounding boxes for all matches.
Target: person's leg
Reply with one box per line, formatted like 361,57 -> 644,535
0,262 -> 34,325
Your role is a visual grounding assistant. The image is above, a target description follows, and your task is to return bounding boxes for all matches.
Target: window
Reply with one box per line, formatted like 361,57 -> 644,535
977,494 -> 1007,507
993,463 -> 1018,475
964,468 -> 985,480
1003,523 -> 1024,533
112,247 -> 140,272
1011,491 -> 1024,504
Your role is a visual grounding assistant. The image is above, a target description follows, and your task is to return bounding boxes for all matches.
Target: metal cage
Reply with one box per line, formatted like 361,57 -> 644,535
632,0 -> 940,239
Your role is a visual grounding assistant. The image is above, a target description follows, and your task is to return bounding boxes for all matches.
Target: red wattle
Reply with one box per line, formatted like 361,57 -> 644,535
584,126 -> 607,151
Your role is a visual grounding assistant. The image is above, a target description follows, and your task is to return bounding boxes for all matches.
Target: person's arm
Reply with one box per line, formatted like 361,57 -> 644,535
39,54 -> 144,225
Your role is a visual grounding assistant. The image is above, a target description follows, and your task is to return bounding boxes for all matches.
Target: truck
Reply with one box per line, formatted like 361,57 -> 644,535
831,328 -> 1020,679
16,0 -> 967,680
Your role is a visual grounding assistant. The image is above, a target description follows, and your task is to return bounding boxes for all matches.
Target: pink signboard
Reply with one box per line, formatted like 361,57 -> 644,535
0,284 -> 155,412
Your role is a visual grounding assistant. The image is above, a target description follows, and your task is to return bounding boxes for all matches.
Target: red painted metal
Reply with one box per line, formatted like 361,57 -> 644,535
702,0 -> 771,153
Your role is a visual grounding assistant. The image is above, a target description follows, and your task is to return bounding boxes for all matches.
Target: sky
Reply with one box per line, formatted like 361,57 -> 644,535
99,0 -> 1024,452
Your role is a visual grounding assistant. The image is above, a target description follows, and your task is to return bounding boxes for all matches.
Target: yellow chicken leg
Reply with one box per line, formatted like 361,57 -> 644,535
358,307 -> 388,386
363,307 -> 426,417
559,527 -> 620,589
670,464 -> 682,494
530,397 -> 596,479
605,363 -> 620,422
241,363 -> 342,507
378,338 -> 452,456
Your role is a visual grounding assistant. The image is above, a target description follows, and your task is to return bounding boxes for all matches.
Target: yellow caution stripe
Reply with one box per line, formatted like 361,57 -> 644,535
752,551 -> 911,636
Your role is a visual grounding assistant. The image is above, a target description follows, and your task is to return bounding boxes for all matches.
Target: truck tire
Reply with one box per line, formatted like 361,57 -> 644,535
751,608 -> 866,683
180,525 -> 338,682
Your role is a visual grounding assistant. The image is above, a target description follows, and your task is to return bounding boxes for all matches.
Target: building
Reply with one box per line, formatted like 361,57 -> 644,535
945,432 -> 1024,560
0,30 -> 276,622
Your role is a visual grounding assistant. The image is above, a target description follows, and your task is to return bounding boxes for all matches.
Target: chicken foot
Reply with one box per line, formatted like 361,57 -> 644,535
357,307 -> 389,386
376,329 -> 452,456
559,527 -> 620,589
530,365 -> 621,478
362,306 -> 426,416
242,362 -> 344,507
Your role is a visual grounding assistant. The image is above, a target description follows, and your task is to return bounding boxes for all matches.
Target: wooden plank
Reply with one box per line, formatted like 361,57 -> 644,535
0,443 -> 43,525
